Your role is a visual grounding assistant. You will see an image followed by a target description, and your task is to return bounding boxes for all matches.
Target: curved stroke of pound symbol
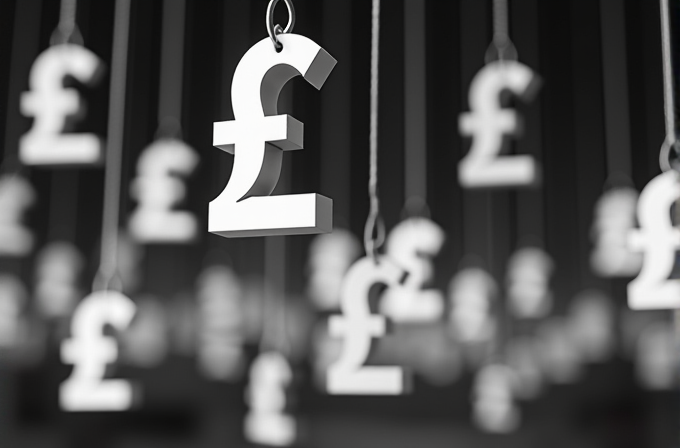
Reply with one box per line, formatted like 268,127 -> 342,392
627,171 -> 680,310
211,34 -> 337,237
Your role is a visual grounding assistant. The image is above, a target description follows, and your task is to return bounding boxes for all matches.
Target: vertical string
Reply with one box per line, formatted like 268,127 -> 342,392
364,0 -> 383,259
50,0 -> 83,46
94,0 -> 131,291
403,0 -> 428,209
157,0 -> 186,135
487,0 -> 516,62
660,0 -> 676,148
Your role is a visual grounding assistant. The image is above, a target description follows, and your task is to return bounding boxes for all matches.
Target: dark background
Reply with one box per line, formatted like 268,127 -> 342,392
0,0 -> 679,447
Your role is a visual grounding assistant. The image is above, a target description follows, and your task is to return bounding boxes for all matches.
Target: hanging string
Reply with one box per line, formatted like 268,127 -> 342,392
156,0 -> 186,139
486,0 -> 517,63
93,0 -> 131,292
50,0 -> 83,46
364,0 -> 385,260
659,0 -> 678,172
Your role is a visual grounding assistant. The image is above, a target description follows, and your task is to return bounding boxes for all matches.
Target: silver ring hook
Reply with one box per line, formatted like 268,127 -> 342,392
267,0 -> 295,51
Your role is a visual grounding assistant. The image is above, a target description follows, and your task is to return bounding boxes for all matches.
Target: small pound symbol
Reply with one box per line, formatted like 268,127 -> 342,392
459,61 -> 541,188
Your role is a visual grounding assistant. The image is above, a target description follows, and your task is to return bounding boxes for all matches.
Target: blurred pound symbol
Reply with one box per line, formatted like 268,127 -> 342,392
129,138 -> 199,243
628,171 -> 680,309
0,175 -> 35,257
60,290 -> 137,411
211,34 -> 336,237
20,44 -> 103,166
244,352 -> 296,446
380,218 -> 445,322
328,257 -> 408,395
459,61 -> 541,188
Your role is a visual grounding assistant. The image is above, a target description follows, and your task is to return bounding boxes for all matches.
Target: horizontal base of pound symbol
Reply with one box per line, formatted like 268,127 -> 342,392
209,193 -> 332,238
20,134 -> 103,166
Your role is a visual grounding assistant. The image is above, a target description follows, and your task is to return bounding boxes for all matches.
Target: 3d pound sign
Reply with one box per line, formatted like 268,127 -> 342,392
628,171 -> 680,310
211,34 -> 337,237
328,257 -> 408,395
459,61 -> 541,188
20,44 -> 104,166
60,290 -> 137,411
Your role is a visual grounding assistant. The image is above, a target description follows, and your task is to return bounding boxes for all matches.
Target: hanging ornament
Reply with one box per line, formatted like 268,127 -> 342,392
0,174 -> 35,257
328,256 -> 407,395
61,0 -> 137,412
129,0 -> 199,243
0,274 -> 28,351
458,0 -> 541,188
448,267 -> 498,345
20,0 -> 104,166
380,217 -> 446,323
590,186 -> 642,277
196,264 -> 245,382
326,0 -> 407,395
635,320 -> 675,390
244,351 -> 297,447
306,229 -> 361,311
209,0 -> 336,238
536,317 -> 582,385
472,364 -> 521,434
506,246 -> 553,319
628,0 -> 680,310
628,171 -> 680,309
34,241 -> 84,319
567,290 -> 615,364
60,289 -> 137,411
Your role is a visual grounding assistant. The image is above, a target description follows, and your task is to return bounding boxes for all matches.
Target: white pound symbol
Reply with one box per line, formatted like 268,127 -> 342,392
380,218 -> 445,322
60,290 -> 137,412
211,34 -> 337,237
20,44 -> 104,166
628,170 -> 680,310
129,138 -> 199,243
0,175 -> 35,257
328,256 -> 408,395
244,352 -> 296,447
459,61 -> 541,188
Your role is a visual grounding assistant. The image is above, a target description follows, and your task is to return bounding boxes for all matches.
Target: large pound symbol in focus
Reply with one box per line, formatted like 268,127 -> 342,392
60,290 -> 137,411
459,61 -> 541,188
328,257 -> 408,395
380,218 -> 445,322
628,171 -> 680,310
129,138 -> 199,243
21,44 -> 104,166
211,35 -> 337,237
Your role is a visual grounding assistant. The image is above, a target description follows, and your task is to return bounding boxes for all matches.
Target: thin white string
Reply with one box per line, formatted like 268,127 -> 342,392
364,0 -> 382,258
94,0 -> 131,291
660,0 -> 676,145
493,0 -> 509,46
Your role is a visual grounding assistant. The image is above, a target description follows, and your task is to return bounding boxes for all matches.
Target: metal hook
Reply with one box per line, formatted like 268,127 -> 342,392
267,0 -> 295,51
363,212 -> 385,264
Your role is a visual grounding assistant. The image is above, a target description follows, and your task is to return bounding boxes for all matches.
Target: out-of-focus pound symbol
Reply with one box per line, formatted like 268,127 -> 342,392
327,257 -> 407,395
628,171 -> 680,310
380,218 -> 445,322
20,44 -> 103,165
60,290 -> 137,411
459,61 -> 541,188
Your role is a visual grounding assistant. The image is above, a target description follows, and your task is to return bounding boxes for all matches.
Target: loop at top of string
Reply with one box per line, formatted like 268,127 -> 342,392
485,0 -> 518,63
659,0 -> 678,172
267,0 -> 296,52
364,212 -> 385,263
50,0 -> 84,46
